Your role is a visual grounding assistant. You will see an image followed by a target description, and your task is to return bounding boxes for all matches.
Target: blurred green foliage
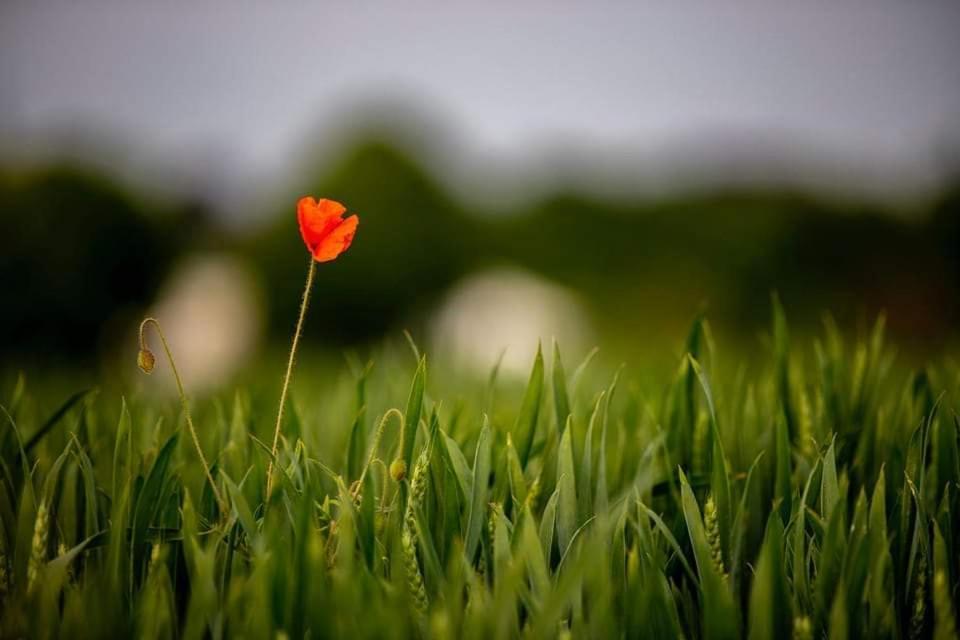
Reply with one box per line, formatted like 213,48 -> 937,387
1,310 -> 959,638
0,167 -> 198,362
2,136 -> 959,365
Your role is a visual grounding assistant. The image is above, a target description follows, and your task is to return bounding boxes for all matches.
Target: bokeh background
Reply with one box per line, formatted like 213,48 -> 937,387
3,3 -> 960,389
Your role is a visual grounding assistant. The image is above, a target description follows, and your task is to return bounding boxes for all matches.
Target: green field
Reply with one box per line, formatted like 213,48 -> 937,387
1,304 -> 958,639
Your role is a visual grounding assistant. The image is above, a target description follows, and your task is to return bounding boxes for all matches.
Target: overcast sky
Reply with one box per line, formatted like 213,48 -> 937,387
2,3 -> 960,213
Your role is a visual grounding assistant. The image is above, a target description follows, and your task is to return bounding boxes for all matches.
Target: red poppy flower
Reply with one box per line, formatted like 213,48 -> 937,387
297,197 -> 359,262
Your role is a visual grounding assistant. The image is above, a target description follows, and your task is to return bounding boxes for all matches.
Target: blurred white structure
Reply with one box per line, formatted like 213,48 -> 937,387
146,253 -> 262,393
430,267 -> 592,376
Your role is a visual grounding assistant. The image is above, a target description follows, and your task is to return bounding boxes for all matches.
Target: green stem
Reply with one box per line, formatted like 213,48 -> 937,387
266,257 -> 316,499
139,317 -> 228,515
353,408 -> 403,495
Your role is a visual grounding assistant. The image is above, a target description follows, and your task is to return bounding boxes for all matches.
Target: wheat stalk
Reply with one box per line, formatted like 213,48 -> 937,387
704,494 -> 726,579
910,553 -> 928,640
27,501 -> 49,593
401,451 -> 431,617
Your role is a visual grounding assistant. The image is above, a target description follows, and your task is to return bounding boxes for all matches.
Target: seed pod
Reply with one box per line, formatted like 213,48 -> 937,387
390,459 -> 407,482
137,348 -> 156,374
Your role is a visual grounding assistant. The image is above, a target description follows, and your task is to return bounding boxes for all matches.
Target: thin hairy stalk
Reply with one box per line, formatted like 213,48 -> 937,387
357,408 -> 403,490
266,257 -> 316,499
139,317 -> 227,515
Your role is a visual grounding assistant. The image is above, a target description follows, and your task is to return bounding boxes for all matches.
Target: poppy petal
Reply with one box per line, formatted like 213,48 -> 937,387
297,196 -> 318,220
298,197 -> 350,254
298,197 -> 345,228
297,197 -> 320,231
312,215 -> 359,262
315,198 -> 346,219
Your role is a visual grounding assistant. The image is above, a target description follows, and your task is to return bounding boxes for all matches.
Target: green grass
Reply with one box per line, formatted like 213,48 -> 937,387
1,304 -> 959,639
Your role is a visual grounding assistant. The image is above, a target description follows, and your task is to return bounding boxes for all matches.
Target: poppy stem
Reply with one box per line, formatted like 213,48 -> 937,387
352,408 -> 403,499
138,317 -> 228,516
266,257 -> 316,499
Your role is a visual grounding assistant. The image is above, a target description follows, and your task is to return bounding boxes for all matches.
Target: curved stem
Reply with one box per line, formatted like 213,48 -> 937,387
353,408 -> 403,497
139,318 -> 228,516
266,257 -> 316,499
369,458 -> 391,512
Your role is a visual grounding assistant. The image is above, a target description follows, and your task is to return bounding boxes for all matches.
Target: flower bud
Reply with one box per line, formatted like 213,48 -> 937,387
348,479 -> 363,503
137,348 -> 156,373
390,459 -> 407,482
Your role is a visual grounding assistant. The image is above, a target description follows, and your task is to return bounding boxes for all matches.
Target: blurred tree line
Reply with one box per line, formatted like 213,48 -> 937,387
2,136 -> 959,365
0,167 -> 194,363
